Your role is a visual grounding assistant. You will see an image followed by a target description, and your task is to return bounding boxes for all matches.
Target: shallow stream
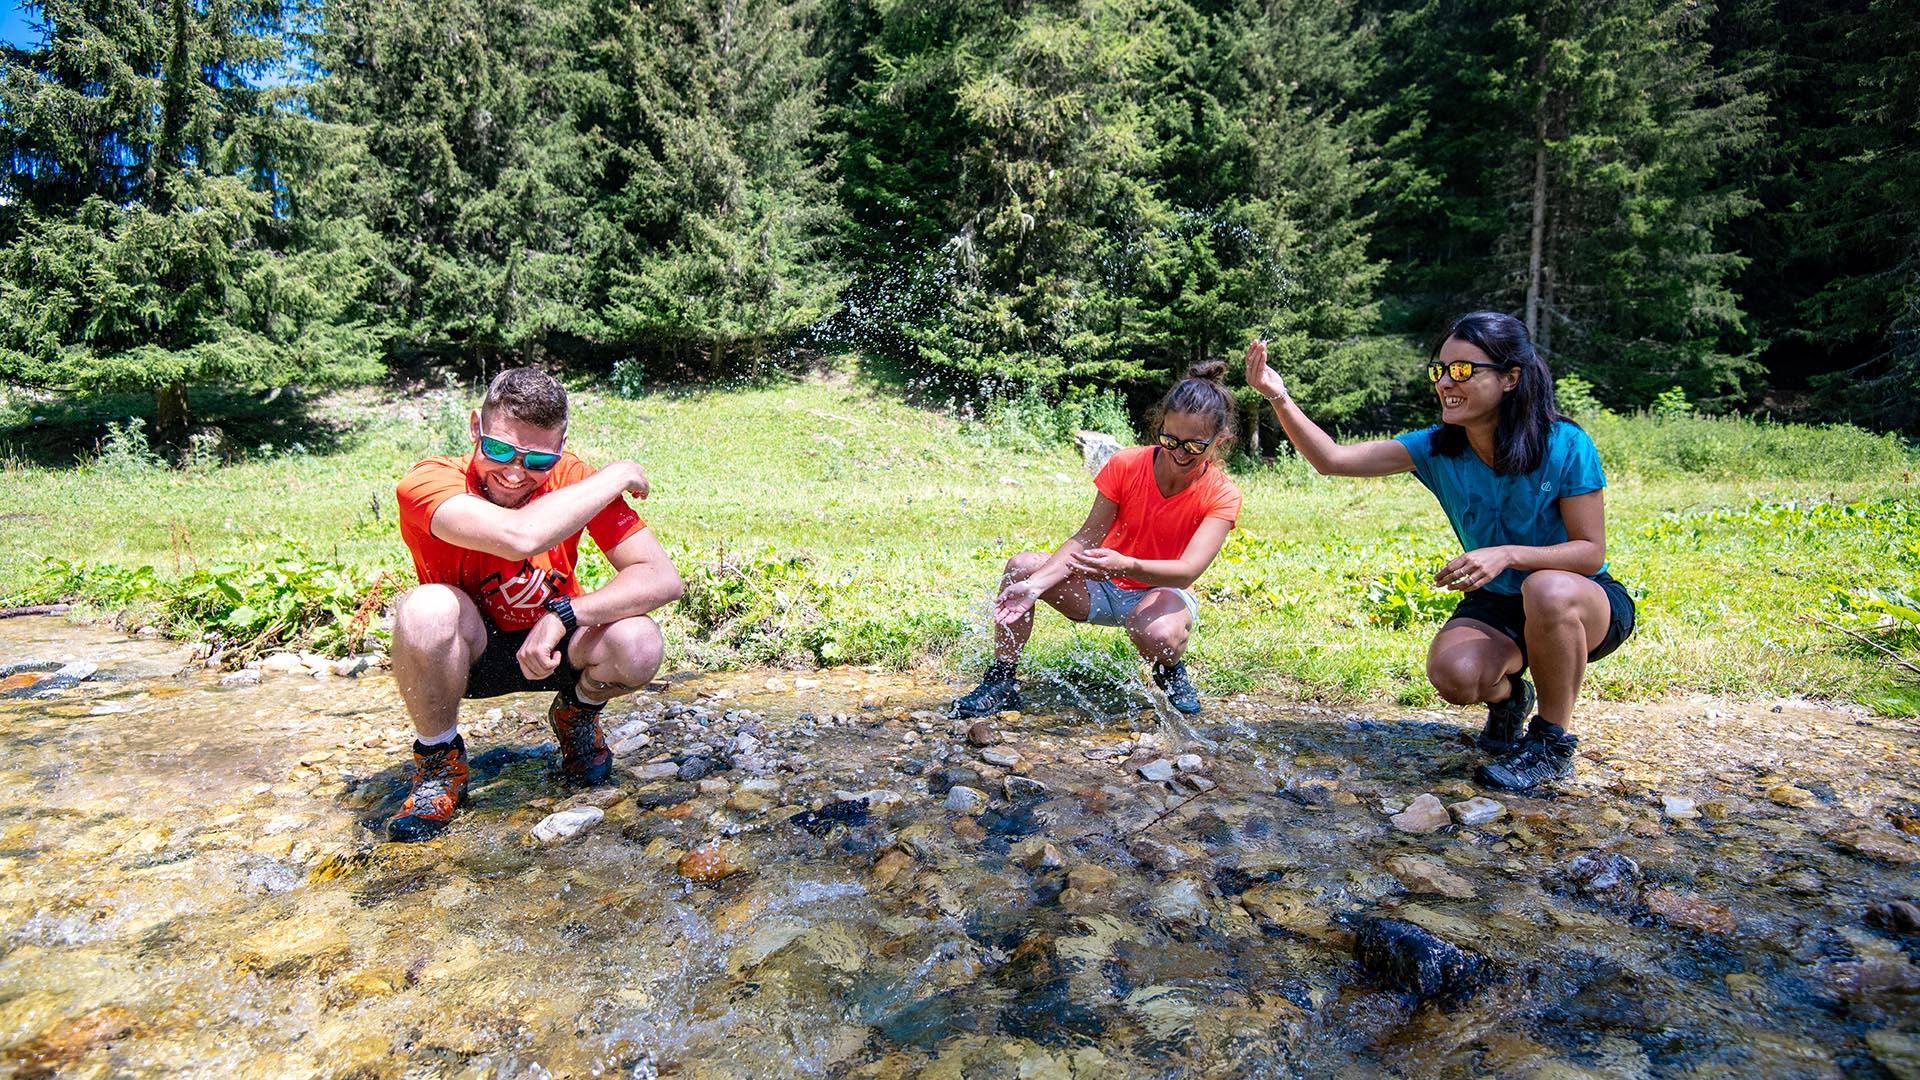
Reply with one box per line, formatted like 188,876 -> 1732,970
1,618 -> 1917,1078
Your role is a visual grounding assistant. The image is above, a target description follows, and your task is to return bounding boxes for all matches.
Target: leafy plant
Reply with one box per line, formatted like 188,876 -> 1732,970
611,358 -> 647,399
1362,565 -> 1457,628
1650,385 -> 1694,418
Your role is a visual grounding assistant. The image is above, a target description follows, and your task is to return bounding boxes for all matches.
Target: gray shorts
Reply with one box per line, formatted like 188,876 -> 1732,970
1083,579 -> 1200,628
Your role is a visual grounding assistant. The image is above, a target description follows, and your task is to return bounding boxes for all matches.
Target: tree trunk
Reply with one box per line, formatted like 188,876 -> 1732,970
1524,25 -> 1551,339
155,382 -> 189,440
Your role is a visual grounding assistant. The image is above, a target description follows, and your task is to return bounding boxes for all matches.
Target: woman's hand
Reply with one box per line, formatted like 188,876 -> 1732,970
1437,547 -> 1514,592
1069,547 -> 1134,579
1244,339 -> 1288,402
993,581 -> 1042,625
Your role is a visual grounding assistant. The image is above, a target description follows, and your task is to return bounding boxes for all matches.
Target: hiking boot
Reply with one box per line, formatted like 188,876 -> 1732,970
1153,661 -> 1202,715
388,734 -> 470,842
1479,674 -> 1535,754
954,662 -> 1021,718
1475,717 -> 1578,792
549,692 -> 612,785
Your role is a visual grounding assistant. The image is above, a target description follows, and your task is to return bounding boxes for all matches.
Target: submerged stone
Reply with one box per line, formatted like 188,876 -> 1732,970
531,806 -> 603,844
1354,917 -> 1493,1003
1391,794 -> 1451,834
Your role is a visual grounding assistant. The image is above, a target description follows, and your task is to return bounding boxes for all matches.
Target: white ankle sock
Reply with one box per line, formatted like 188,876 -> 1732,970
417,725 -> 460,747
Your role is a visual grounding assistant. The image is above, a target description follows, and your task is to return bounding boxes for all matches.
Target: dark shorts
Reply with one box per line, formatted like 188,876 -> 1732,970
1446,572 -> 1636,667
462,617 -> 581,700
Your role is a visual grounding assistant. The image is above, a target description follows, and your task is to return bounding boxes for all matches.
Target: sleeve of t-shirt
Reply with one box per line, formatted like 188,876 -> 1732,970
1207,480 -> 1242,527
1557,424 -> 1607,497
1393,426 -> 1440,490
571,460 -> 647,553
395,458 -> 470,548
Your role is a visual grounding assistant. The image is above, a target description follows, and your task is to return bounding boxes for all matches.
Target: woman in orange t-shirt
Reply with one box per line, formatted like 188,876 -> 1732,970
954,362 -> 1244,717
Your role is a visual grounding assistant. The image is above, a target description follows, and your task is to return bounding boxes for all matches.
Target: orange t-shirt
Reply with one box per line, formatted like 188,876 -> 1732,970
396,454 -> 646,630
1093,445 -> 1241,590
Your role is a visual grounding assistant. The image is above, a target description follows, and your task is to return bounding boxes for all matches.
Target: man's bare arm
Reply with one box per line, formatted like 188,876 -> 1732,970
428,461 -> 650,560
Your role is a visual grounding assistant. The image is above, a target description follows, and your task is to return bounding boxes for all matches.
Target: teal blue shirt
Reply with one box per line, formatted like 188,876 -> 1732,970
1393,420 -> 1608,595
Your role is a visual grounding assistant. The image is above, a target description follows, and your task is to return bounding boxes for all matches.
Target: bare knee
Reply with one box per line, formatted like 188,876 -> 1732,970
1004,552 -> 1047,581
394,586 -> 480,657
1521,572 -> 1588,624
1427,654 -> 1492,706
581,616 -> 664,691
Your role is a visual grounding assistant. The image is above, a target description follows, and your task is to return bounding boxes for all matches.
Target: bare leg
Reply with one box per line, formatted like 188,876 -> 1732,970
390,585 -> 488,740
1426,619 -> 1525,706
1520,571 -> 1612,730
992,552 -> 1094,664
1125,590 -> 1195,665
564,614 -> 667,702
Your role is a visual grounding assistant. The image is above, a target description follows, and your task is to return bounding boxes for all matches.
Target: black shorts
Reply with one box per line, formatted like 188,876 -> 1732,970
462,617 -> 581,700
1446,572 -> 1636,667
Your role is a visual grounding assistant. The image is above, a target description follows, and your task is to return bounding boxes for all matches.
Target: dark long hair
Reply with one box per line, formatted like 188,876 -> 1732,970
1429,311 -> 1566,475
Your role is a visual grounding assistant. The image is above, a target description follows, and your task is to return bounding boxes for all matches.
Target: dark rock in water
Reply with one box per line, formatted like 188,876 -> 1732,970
0,660 -> 61,679
675,754 -> 728,781
1565,852 -> 1642,902
894,757 -> 927,777
928,766 -> 983,798
979,803 -> 1042,837
789,798 -> 869,836
1866,899 -> 1920,934
1354,917 -> 1493,1003
633,784 -> 700,809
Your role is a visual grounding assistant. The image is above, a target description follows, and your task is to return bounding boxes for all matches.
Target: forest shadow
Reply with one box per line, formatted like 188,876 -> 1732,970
0,386 -> 354,470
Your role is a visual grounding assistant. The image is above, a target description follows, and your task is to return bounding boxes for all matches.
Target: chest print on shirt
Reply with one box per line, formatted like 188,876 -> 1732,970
478,561 -> 570,617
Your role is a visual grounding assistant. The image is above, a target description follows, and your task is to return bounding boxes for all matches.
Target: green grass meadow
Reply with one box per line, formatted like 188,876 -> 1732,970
3,360 -> 1917,714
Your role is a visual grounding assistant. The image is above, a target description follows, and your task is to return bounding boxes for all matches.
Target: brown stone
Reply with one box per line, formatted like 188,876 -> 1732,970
1645,888 -> 1735,934
1828,827 -> 1920,864
966,721 -> 1001,747
677,845 -> 743,883
872,849 -> 914,888
8,1005 -> 138,1075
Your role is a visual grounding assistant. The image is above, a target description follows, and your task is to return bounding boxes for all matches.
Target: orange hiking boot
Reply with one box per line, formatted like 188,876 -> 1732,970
549,692 -> 612,785
388,734 -> 470,842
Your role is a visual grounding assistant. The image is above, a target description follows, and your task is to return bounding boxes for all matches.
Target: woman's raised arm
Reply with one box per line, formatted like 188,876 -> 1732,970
1245,340 -> 1414,478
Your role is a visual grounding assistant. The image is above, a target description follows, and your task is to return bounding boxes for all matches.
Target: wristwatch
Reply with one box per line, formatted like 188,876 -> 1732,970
544,595 -> 579,632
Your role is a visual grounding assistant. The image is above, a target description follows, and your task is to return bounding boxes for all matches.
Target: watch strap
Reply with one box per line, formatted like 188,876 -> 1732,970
544,595 -> 579,632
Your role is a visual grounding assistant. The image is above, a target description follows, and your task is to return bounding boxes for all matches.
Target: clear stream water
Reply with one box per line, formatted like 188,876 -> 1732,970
0,617 -> 1917,1078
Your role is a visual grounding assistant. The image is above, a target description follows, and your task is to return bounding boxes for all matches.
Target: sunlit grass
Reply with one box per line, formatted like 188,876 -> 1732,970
2,360 -> 1916,714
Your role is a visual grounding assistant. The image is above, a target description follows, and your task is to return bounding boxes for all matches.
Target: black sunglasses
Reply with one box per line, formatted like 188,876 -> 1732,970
1156,430 -> 1213,456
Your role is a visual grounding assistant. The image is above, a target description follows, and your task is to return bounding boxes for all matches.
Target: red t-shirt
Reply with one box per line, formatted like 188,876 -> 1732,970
1093,446 -> 1241,590
396,454 -> 646,630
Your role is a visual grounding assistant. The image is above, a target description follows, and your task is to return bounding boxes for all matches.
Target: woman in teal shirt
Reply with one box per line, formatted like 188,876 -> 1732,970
1244,311 -> 1635,791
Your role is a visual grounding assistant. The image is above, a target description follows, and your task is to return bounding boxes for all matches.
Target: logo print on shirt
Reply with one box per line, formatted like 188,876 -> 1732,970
478,561 -> 570,617
1540,481 -> 1553,492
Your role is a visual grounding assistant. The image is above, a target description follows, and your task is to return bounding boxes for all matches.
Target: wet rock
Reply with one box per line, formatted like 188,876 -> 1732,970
966,721 -> 1001,747
944,785 -> 989,814
728,789 -> 773,813
1174,754 -> 1204,773
531,806 -> 603,844
1353,917 -> 1492,1003
1148,877 -> 1211,924
1387,855 -> 1477,899
1448,796 -> 1506,827
981,748 -> 1021,768
1566,852 -> 1641,901
1391,794 -> 1451,834
261,652 -> 306,674
559,787 -> 628,811
1028,843 -> 1067,870
1644,888 -> 1735,934
1660,795 -> 1699,820
677,755 -> 721,782
631,762 -> 680,782
220,669 -> 263,688
7,1005 -> 138,1075
1828,827 -> 1920,864
697,777 -> 730,795
1176,774 -> 1216,794
872,849 -> 914,888
929,766 -> 983,798
632,783 -> 698,809
1066,864 -> 1118,895
1126,836 -> 1190,874
1238,885 -> 1336,941
324,966 -> 409,1008
1867,900 -> 1920,934
1819,959 -> 1920,1001
230,920 -> 352,979
1867,1031 -> 1920,1080
677,845 -> 744,883
611,731 -> 653,756
1137,759 -> 1176,783
1768,783 -> 1818,808
330,655 -> 372,678
790,798 -> 870,834
1004,775 -> 1050,802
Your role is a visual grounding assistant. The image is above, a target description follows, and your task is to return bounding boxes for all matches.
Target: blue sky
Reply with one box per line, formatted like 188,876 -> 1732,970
2,3 -> 37,49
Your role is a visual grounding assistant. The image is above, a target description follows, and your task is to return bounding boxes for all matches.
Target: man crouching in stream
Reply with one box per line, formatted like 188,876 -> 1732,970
387,367 -> 683,841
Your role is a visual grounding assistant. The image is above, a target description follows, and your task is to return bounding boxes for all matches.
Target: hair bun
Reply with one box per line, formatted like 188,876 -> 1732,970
1187,359 -> 1228,383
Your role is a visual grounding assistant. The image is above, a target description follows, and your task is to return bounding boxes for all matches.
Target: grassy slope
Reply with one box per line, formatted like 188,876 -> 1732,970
1,362 -> 1916,712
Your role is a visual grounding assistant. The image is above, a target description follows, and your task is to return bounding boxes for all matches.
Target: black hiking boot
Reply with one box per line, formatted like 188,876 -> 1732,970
388,734 -> 471,842
1153,661 -> 1202,715
1479,674 -> 1535,754
1475,717 -> 1578,792
954,661 -> 1020,718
